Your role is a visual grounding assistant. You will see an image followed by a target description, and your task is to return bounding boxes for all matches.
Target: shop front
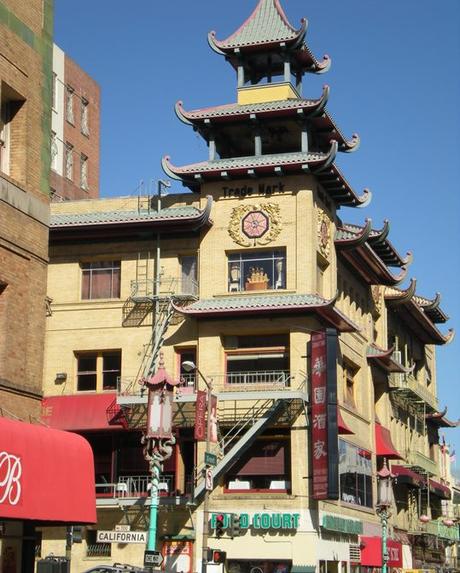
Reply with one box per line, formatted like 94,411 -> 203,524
0,417 -> 96,573
318,512 -> 363,573
360,535 -> 403,573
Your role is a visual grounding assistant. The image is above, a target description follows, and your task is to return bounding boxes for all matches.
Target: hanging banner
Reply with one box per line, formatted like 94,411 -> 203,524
209,395 -> 218,444
310,329 -> 339,500
194,390 -> 207,441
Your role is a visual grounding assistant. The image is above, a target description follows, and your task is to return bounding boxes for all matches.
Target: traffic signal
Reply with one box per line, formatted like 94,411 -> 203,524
212,550 -> 227,564
229,513 -> 241,537
215,513 -> 225,538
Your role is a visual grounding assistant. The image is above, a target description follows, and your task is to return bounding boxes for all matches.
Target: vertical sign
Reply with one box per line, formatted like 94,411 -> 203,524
194,390 -> 207,441
205,468 -> 213,491
209,395 -> 218,444
310,329 -> 339,500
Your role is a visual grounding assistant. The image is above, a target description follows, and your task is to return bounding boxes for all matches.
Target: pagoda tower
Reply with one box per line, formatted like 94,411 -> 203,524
163,0 -> 370,209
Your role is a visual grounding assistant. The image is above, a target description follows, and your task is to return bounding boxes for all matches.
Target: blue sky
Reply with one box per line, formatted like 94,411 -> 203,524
54,0 -> 460,464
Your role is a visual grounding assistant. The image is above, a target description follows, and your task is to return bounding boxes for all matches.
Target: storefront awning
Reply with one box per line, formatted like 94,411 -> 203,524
0,417 -> 96,523
375,423 -> 403,459
338,409 -> 354,435
42,393 -> 125,431
392,465 -> 425,486
429,478 -> 451,500
360,536 -> 402,567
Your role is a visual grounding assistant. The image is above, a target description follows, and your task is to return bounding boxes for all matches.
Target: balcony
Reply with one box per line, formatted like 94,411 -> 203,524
211,370 -> 291,390
95,474 -> 193,507
406,450 -> 438,476
389,371 -> 438,411
425,519 -> 460,541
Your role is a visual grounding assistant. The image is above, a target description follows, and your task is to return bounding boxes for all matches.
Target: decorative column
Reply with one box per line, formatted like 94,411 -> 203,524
376,460 -> 395,573
140,353 -> 180,555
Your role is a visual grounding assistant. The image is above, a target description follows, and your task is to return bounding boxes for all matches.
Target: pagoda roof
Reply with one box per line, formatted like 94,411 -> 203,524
385,280 -> 454,345
335,219 -> 412,286
162,149 -> 371,208
208,0 -> 330,73
173,292 -> 358,332
425,408 -> 459,428
366,344 -> 408,373
49,196 -> 213,240
175,86 -> 360,153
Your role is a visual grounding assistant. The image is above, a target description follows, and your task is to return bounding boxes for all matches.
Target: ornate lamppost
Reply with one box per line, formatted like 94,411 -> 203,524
376,460 -> 395,573
141,353 -> 179,561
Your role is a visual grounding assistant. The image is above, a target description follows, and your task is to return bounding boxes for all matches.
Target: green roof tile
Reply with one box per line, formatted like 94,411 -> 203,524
185,293 -> 327,312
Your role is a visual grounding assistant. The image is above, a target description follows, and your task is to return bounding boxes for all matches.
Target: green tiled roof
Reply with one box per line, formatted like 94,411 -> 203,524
215,0 -> 298,49
50,206 -> 201,227
184,293 -> 328,312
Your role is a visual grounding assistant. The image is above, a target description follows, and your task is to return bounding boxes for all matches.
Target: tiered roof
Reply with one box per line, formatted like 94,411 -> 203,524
366,344 -> 408,373
208,0 -> 330,74
385,280 -> 454,345
335,219 -> 411,286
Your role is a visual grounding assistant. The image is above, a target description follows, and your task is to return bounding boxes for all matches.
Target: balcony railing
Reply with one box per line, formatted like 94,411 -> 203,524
95,474 -> 193,500
426,520 -> 460,541
406,450 -> 438,475
389,371 -> 438,411
87,544 -> 111,558
211,370 -> 291,389
130,276 -> 198,299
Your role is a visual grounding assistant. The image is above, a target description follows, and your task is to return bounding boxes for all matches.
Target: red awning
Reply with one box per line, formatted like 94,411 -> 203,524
0,417 -> 96,523
392,465 -> 425,486
429,478 -> 451,500
42,393 -> 125,431
338,409 -> 354,435
360,536 -> 402,567
375,423 -> 403,459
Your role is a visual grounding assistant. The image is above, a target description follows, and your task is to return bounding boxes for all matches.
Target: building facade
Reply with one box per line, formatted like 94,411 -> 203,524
50,44 -> 100,201
41,1 -> 459,572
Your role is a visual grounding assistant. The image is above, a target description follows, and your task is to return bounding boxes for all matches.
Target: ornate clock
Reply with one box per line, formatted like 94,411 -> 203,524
242,210 -> 269,238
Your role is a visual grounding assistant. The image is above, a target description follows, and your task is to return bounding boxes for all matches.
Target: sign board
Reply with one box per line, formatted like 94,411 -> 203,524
205,452 -> 217,466
144,550 -> 163,567
210,512 -> 300,531
97,530 -> 147,544
205,468 -> 213,491
115,525 -> 131,532
194,390 -> 207,441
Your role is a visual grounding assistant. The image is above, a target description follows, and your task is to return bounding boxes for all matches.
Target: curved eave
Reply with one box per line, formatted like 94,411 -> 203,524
367,345 -> 407,373
336,219 -> 372,249
415,292 -> 449,324
174,85 -> 330,126
50,196 -> 214,236
426,409 -> 459,428
172,295 -> 358,332
315,164 -> 371,208
338,244 -> 409,287
320,111 -> 360,152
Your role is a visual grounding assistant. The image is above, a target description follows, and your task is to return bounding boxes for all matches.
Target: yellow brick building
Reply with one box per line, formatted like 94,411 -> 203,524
41,1 -> 458,573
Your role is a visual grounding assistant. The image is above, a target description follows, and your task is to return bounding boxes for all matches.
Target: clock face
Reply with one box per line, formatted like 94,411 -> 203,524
242,210 -> 269,238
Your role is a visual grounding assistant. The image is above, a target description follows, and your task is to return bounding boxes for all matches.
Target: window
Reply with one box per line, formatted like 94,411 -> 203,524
50,131 -> 58,171
180,255 -> 197,295
343,362 -> 357,409
76,351 -> 121,392
0,282 -> 7,372
65,85 -> 74,123
65,142 -> 73,180
86,529 -> 110,558
177,348 -> 197,389
225,433 -> 291,492
81,97 -> 89,135
224,334 -> 289,386
0,101 -> 11,174
339,440 -> 372,507
80,153 -> 88,189
81,261 -> 121,300
228,250 -> 286,292
0,84 -> 26,181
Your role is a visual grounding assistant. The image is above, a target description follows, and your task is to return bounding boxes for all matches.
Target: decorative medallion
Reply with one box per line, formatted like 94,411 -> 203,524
228,203 -> 282,247
371,285 -> 383,316
317,211 -> 331,259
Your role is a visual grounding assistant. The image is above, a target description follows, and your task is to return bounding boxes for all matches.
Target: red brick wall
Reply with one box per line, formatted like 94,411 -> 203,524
52,54 -> 100,200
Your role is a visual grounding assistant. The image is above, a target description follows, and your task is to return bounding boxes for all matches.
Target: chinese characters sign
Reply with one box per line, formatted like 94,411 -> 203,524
310,329 -> 339,500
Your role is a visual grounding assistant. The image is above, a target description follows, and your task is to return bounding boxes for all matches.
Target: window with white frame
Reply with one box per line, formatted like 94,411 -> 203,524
65,142 -> 73,180
50,131 -> 58,171
81,97 -> 89,136
339,440 -> 373,508
228,249 -> 286,292
80,153 -> 88,189
65,85 -> 74,124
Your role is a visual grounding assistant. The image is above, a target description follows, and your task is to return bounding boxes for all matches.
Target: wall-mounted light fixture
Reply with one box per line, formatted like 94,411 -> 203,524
55,372 -> 67,383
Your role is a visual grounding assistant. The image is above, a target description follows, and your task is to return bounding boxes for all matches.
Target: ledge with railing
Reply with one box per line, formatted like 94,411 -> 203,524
210,370 -> 291,389
406,450 -> 438,476
389,370 -> 438,411
129,277 -> 199,299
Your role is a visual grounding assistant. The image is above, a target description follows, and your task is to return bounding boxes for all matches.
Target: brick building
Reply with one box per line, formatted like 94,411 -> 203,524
50,43 -> 100,201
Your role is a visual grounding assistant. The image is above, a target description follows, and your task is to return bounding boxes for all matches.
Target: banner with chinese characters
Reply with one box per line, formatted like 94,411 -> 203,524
209,395 -> 218,443
194,390 -> 207,441
310,329 -> 339,500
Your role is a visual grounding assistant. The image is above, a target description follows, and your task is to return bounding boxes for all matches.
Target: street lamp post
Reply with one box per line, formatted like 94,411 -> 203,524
376,460 -> 394,573
182,361 -> 214,573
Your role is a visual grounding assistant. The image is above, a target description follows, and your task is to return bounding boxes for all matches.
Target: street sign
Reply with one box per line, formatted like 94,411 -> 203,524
97,530 -> 147,544
205,452 -> 217,466
205,467 -> 213,491
144,550 -> 163,567
115,525 -> 131,532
